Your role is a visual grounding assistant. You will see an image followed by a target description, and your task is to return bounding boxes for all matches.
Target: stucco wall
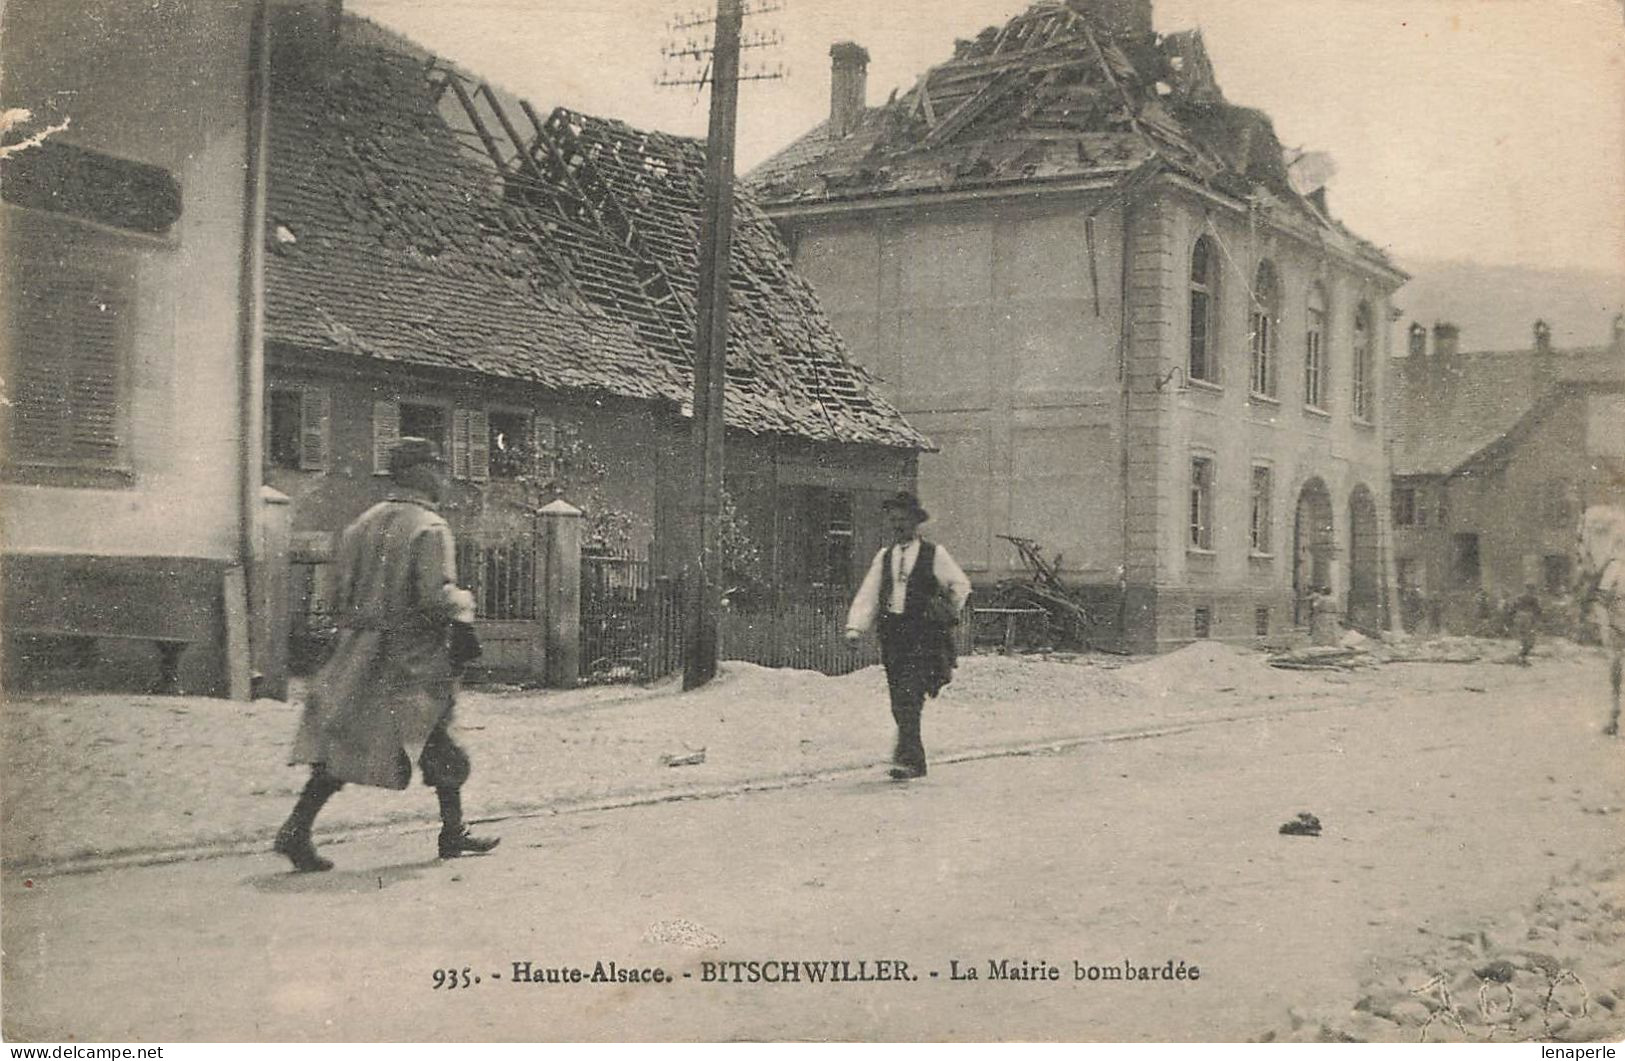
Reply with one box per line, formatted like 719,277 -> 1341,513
0,0 -> 254,561
790,195 -> 1127,583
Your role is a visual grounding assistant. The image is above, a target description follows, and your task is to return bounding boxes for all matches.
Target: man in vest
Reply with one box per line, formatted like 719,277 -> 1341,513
845,492 -> 972,780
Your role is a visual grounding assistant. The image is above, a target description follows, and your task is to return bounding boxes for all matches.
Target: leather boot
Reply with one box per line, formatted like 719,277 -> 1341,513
274,771 -> 341,872
436,787 -> 499,859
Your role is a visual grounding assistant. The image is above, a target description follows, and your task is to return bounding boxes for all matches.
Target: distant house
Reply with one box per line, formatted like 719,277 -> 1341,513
1389,321 -> 1625,632
2,1 -> 270,696
263,11 -> 928,673
750,0 -> 1406,651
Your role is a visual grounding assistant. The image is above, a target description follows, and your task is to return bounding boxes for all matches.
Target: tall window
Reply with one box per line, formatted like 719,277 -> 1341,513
1304,283 -> 1327,409
1249,261 -> 1279,397
4,260 -> 130,472
1352,302 -> 1374,421
1189,456 -> 1214,550
1250,464 -> 1274,554
1188,237 -> 1218,383
1451,533 -> 1481,587
1392,487 -> 1416,526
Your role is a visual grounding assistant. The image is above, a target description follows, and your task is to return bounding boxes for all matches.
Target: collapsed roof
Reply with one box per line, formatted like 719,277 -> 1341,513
748,0 -> 1393,274
265,15 -> 929,451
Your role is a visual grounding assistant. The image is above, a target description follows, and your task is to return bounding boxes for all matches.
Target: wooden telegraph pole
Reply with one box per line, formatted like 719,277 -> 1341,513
663,0 -> 782,689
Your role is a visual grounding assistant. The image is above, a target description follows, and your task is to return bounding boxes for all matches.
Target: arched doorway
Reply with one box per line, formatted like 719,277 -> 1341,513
1347,485 -> 1381,633
1293,478 -> 1335,626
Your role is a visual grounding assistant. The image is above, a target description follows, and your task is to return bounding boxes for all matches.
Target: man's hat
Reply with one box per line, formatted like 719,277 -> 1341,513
881,490 -> 929,523
389,436 -> 445,477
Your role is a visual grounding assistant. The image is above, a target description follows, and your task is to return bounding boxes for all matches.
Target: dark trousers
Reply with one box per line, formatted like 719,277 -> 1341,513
283,722 -> 471,841
880,614 -> 928,773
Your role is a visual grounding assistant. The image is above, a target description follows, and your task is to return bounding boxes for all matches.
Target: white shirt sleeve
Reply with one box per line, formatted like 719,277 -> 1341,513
933,543 -> 973,611
846,547 -> 887,633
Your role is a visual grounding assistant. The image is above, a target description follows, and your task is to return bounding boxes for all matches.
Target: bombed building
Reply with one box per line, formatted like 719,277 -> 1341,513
750,0 -> 1407,651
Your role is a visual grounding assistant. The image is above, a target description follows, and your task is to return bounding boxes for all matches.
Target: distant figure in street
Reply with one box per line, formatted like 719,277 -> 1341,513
1507,583 -> 1543,665
844,492 -> 972,781
1308,585 -> 1339,646
274,438 -> 498,872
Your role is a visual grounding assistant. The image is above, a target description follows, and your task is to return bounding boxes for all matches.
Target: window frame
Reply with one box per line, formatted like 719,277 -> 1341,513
1187,236 -> 1220,385
2,250 -> 136,485
1189,455 -> 1215,552
1249,260 -> 1280,400
1249,463 -> 1275,556
1352,301 -> 1375,422
1304,282 -> 1328,411
1392,487 -> 1417,527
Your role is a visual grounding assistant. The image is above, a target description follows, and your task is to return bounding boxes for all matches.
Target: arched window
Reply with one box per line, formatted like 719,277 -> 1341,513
1304,282 -> 1327,409
1353,302 -> 1374,421
1188,237 -> 1219,383
1249,260 -> 1279,397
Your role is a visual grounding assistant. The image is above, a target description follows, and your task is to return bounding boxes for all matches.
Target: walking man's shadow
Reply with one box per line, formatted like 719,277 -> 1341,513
247,856 -> 443,894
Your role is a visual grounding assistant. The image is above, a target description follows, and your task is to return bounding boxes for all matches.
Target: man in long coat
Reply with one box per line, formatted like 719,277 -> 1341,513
274,437 -> 498,871
845,492 -> 972,780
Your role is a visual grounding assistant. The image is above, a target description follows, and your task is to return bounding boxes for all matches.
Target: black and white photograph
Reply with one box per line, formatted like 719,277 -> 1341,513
1,0 -> 1623,1045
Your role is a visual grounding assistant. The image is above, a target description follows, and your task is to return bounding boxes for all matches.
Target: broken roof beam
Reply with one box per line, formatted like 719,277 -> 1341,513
921,69 -> 1028,149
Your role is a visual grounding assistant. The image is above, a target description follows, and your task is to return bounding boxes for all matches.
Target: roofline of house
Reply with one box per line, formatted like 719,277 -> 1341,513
1158,173 -> 1409,288
266,340 -> 933,452
759,168 -> 1406,288
1452,377 -> 1624,477
758,170 -> 1132,221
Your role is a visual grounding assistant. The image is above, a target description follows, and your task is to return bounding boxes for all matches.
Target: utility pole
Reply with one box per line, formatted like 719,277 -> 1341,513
661,1 -> 784,689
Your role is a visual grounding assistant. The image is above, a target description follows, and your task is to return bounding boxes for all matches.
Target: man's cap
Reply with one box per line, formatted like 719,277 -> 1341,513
881,490 -> 928,523
389,436 -> 445,477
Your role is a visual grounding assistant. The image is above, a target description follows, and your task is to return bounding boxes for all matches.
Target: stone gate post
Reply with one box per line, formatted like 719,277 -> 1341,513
538,499 -> 583,688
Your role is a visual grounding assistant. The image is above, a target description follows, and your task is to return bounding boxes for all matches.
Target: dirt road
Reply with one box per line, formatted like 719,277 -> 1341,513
4,659 -> 1621,1042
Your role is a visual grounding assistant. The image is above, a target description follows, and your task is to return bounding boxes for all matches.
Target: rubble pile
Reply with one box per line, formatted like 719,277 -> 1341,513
1266,860 -> 1625,1043
1128,640 -> 1328,698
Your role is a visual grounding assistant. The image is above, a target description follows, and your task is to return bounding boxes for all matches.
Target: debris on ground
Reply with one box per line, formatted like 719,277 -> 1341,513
1279,812 -> 1322,837
979,535 -> 1093,649
1270,645 -> 1375,671
659,748 -> 706,768
1265,859 -> 1625,1042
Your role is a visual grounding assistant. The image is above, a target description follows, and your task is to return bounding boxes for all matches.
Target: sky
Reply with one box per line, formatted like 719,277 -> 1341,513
349,0 -> 1625,276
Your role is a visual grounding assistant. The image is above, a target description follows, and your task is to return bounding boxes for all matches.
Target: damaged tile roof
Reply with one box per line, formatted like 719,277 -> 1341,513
1391,346 -> 1624,477
747,0 -> 1393,273
265,15 -> 929,451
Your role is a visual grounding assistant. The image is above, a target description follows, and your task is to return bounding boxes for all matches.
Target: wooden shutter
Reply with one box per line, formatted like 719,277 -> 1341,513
299,387 -> 329,471
9,268 -> 125,466
469,409 -> 490,482
533,416 -> 558,483
451,408 -> 471,480
372,399 -> 399,475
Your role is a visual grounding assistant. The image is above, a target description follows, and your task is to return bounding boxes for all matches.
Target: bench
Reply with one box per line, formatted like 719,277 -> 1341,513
10,627 -> 193,694
4,553 -> 228,696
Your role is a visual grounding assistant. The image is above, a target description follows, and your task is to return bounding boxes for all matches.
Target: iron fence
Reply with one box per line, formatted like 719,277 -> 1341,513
456,539 -> 537,620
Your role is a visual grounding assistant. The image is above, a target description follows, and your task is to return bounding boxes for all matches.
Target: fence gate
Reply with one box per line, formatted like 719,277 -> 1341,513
580,549 -> 683,684
456,538 -> 542,681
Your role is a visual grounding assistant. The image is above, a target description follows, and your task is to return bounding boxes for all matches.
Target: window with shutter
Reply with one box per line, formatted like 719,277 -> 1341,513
469,409 -> 490,482
372,399 -> 400,475
451,407 -> 472,480
533,417 -> 559,483
299,388 -> 329,471
4,263 -> 130,471
488,410 -> 531,480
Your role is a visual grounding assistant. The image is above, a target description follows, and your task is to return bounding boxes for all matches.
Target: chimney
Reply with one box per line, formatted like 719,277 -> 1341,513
1407,321 -> 1427,357
828,42 -> 870,139
1069,0 -> 1155,40
270,0 -> 343,83
1533,319 -> 1553,356
1433,321 -> 1460,359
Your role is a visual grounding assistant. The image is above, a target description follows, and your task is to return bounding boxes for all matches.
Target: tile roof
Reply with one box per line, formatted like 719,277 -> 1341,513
1390,345 -> 1625,477
746,2 -> 1394,275
265,16 -> 929,451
